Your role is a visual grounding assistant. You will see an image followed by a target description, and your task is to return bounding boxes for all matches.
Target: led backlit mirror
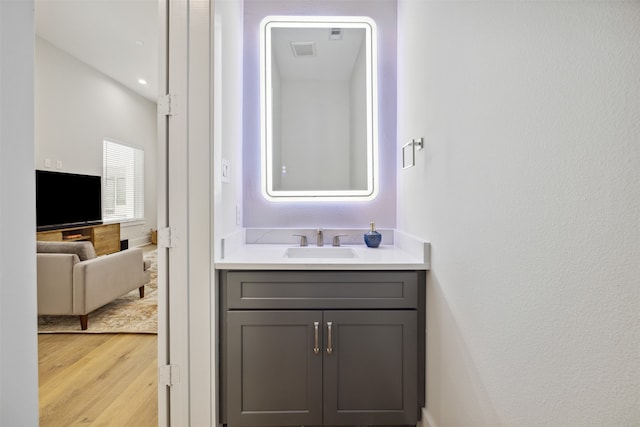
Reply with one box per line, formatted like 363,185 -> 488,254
261,16 -> 378,201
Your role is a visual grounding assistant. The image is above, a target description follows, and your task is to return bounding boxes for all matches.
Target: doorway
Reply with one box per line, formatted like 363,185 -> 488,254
34,0 -> 161,424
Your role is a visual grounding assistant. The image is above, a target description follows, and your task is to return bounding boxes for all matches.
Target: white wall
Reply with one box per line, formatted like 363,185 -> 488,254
279,80 -> 350,191
397,1 -> 640,426
349,40 -> 367,190
0,0 -> 40,424
35,37 -> 157,246
214,0 -> 244,241
272,58 -> 282,190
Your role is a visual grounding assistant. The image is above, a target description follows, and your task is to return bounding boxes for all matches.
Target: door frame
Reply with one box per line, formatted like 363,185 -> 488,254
160,0 -> 214,425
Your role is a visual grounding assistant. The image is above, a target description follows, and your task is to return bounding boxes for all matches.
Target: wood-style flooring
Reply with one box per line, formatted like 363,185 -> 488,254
39,333 -> 157,427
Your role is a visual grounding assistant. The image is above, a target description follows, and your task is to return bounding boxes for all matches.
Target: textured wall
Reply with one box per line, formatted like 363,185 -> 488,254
397,1 -> 640,426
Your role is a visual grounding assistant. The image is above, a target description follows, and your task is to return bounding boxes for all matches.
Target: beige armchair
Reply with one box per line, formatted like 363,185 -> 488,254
37,241 -> 150,330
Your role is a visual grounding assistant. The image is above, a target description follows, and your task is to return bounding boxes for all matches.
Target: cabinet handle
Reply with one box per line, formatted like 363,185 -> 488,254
313,322 -> 320,355
326,322 -> 333,354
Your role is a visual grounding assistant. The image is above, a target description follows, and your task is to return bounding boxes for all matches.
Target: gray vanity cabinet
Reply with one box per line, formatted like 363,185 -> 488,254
322,310 -> 417,426
220,270 -> 425,427
226,310 -> 323,426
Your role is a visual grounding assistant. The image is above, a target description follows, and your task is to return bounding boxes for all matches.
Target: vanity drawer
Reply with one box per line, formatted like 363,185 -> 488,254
221,270 -> 419,309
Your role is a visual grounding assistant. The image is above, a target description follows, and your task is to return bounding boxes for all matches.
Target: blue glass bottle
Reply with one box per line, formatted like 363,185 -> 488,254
364,221 -> 382,248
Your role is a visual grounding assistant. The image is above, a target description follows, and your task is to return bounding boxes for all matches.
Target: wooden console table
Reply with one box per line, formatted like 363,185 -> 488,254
36,223 -> 120,256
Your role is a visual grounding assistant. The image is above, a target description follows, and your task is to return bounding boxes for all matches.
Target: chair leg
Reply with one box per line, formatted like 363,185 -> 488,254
79,315 -> 88,330
139,286 -> 145,298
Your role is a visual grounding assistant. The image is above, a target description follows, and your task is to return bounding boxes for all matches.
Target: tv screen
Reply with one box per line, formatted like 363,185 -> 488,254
36,170 -> 102,231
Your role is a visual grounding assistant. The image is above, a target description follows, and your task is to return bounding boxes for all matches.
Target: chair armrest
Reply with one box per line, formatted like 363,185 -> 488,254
73,248 -> 149,313
37,253 -> 79,315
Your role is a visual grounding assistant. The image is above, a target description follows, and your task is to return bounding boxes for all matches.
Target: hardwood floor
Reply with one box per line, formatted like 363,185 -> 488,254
39,333 -> 157,427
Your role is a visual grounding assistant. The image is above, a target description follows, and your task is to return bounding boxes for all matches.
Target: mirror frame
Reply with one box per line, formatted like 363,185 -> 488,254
260,15 -> 378,202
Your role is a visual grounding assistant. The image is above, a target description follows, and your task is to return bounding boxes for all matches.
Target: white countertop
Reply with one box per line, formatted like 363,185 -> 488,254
215,228 -> 430,270
214,244 -> 427,270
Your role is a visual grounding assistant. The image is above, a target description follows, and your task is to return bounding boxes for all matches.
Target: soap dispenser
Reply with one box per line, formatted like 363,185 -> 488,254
364,221 -> 382,248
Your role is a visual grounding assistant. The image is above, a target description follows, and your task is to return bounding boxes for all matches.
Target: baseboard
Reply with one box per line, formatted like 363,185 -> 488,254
129,235 -> 151,248
420,407 -> 438,427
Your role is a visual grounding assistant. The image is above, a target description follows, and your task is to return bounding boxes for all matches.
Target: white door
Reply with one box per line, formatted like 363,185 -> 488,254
159,0 -> 213,425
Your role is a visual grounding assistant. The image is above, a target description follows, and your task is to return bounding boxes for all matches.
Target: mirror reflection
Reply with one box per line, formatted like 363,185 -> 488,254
261,16 -> 378,201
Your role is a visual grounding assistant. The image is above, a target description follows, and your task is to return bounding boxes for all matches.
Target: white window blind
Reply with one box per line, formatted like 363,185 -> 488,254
103,139 -> 144,222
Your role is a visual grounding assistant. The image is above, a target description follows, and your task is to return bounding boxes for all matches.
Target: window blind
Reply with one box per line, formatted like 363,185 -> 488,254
102,139 -> 144,222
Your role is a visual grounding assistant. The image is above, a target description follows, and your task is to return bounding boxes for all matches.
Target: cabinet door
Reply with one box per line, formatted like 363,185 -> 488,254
226,311 -> 323,426
92,223 -> 120,255
323,310 -> 417,425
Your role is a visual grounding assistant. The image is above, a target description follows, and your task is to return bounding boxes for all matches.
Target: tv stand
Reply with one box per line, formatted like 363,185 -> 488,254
36,223 -> 120,256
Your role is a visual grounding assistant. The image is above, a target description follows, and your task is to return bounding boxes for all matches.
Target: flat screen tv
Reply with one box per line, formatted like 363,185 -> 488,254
36,170 -> 102,231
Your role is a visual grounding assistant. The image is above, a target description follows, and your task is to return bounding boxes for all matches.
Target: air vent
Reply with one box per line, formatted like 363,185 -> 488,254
290,41 -> 316,57
329,28 -> 342,40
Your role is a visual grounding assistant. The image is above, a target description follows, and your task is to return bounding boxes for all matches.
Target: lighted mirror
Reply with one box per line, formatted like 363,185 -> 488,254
261,16 -> 378,201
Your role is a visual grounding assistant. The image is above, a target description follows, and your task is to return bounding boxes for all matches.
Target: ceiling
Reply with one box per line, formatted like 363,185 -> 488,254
272,27 -> 365,81
35,0 -> 158,102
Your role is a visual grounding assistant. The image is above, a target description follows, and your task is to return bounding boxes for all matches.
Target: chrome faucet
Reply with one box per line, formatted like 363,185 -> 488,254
332,234 -> 348,247
293,234 -> 308,246
316,229 -> 324,247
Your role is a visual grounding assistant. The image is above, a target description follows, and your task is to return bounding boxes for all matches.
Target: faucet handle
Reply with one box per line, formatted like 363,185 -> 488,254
332,234 -> 348,247
292,234 -> 308,247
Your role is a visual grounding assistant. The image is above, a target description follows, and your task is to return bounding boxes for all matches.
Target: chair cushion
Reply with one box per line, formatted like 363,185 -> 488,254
36,241 -> 97,261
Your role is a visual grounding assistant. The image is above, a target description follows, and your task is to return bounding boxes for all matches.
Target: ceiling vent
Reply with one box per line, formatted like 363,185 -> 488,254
290,41 -> 316,58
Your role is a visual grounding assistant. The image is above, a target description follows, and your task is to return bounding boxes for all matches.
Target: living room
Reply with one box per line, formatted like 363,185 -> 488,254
34,2 -> 159,424
35,2 -> 158,248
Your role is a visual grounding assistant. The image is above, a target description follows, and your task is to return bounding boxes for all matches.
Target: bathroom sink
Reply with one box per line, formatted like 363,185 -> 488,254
285,247 -> 357,259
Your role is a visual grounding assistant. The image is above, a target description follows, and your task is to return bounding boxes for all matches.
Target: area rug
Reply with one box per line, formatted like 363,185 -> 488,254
38,249 -> 158,334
